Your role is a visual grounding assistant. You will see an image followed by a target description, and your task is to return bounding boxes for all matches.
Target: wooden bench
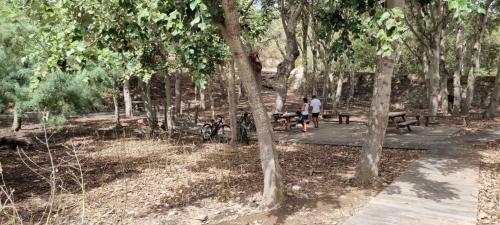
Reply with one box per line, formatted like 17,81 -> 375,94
397,120 -> 419,131
424,115 -> 468,126
338,113 -> 351,124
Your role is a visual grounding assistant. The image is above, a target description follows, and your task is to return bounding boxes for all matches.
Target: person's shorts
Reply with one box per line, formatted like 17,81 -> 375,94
312,113 -> 320,118
297,114 -> 308,124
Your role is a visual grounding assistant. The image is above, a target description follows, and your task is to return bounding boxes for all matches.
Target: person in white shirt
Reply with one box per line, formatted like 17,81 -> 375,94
310,95 -> 321,128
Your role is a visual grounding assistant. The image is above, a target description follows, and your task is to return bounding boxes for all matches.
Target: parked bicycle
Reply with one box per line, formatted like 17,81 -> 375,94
237,111 -> 256,144
201,115 -> 231,142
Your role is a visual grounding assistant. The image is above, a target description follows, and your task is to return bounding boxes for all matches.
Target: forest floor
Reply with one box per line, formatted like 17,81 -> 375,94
0,82 -> 498,224
0,116 -> 498,225
0,117 -> 426,225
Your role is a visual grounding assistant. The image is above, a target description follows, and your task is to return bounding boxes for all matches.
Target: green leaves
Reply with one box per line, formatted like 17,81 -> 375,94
367,6 -> 406,57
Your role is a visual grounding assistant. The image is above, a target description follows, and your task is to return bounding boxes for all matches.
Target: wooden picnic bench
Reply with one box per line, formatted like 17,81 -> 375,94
132,101 -> 145,113
272,112 -> 299,131
388,112 -> 407,123
423,114 -> 468,126
338,113 -> 351,124
397,120 -> 419,131
388,112 -> 422,131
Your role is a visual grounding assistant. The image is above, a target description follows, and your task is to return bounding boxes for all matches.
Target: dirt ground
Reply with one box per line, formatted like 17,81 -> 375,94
0,115 -> 427,225
471,119 -> 500,225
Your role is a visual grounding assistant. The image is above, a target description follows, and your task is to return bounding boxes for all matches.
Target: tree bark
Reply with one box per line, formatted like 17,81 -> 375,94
175,72 -> 182,116
140,80 -> 155,138
485,62 -> 500,118
462,0 -> 493,114
274,1 -> 303,112
208,80 -> 215,120
355,0 -> 404,184
11,104 -> 21,132
439,22 -> 449,113
123,79 -> 133,118
164,73 -> 174,134
301,10 -> 309,96
238,80 -> 245,99
200,86 -> 206,110
347,65 -> 356,108
428,36 -> 441,116
219,0 -> 284,207
112,90 -> 121,126
227,60 -> 238,144
452,23 -> 465,115
332,72 -> 344,111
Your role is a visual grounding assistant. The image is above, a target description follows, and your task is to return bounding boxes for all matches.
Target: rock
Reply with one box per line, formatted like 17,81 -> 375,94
186,219 -> 203,225
167,210 -> 177,216
479,211 -> 488,219
194,214 -> 208,222
292,185 -> 302,191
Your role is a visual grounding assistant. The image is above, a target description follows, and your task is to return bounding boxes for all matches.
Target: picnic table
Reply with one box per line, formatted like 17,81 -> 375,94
388,111 -> 407,123
423,114 -> 468,126
132,101 -> 145,113
388,112 -> 421,131
272,112 -> 299,131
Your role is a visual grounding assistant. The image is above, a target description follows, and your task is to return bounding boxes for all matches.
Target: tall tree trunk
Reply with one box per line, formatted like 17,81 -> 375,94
238,80 -> 245,99
423,50 -> 431,102
452,24 -> 465,115
274,1 -> 302,112
200,87 -> 206,110
485,62 -> 500,118
347,65 -> 356,108
11,104 -> 21,132
428,36 -> 441,116
355,0 -> 404,184
112,90 -> 121,126
301,11 -> 309,96
208,80 -> 215,120
439,23 -> 449,113
175,72 -> 182,116
462,0 -> 493,114
164,73 -> 174,134
227,61 -> 238,144
123,79 -> 133,118
219,0 -> 284,207
140,80 -> 155,138
332,73 -> 344,111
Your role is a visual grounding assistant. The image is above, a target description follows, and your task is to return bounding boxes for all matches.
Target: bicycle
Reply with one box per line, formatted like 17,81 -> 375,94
201,115 -> 231,142
237,112 -> 256,144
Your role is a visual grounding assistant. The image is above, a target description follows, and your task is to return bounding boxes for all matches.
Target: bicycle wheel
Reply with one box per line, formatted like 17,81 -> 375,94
217,124 -> 231,143
201,124 -> 212,141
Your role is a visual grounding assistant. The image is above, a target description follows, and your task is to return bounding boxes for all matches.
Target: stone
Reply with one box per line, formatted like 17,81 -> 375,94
292,185 -> 302,191
186,219 -> 202,225
194,214 -> 208,222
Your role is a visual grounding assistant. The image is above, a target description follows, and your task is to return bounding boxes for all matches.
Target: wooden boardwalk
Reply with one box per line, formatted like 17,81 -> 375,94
343,144 -> 479,225
276,125 -> 500,225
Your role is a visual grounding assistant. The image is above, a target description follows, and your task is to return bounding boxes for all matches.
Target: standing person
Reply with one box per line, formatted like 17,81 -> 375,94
310,95 -> 321,128
297,97 -> 309,132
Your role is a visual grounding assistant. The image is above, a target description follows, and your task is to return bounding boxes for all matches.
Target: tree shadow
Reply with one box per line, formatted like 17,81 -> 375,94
144,143 -> 423,224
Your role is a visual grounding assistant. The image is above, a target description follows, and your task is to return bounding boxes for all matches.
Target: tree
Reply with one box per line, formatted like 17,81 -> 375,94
405,0 -> 452,116
123,79 -> 133,117
356,0 -> 405,183
462,0 -> 494,114
274,0 -> 303,113
226,61 -> 239,144
215,0 -> 285,207
485,62 -> 500,118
